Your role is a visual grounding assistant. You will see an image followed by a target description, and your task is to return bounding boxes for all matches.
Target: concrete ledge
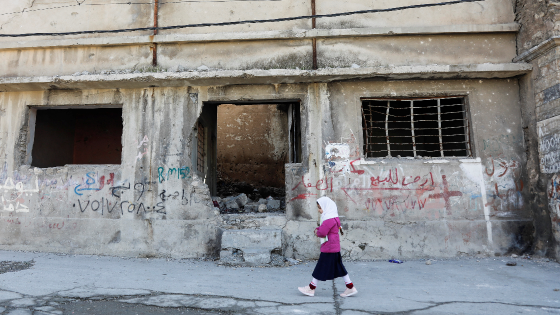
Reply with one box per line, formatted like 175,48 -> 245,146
514,37 -> 560,63
0,63 -> 532,91
0,23 -> 519,51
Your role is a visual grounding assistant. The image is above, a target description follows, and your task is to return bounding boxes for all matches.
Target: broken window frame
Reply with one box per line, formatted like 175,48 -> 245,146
361,96 -> 473,158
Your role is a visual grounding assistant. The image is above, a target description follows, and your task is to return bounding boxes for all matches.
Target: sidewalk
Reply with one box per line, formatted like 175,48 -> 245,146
0,250 -> 559,314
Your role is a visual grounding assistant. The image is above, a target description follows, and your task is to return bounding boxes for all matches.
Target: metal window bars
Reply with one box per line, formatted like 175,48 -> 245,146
362,97 -> 472,158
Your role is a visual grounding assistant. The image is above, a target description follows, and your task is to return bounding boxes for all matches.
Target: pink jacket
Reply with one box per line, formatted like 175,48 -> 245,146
315,217 -> 341,253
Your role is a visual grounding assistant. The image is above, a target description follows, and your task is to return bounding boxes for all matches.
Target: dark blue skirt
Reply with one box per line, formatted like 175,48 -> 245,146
312,252 -> 348,281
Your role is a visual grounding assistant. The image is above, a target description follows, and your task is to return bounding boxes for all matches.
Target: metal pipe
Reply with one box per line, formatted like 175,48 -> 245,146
386,101 -> 391,157
311,0 -> 317,70
437,98 -> 444,157
152,0 -> 159,67
410,100 -> 416,157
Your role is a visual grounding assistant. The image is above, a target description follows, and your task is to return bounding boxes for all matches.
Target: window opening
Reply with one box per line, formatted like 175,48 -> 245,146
30,108 -> 123,167
362,97 -> 471,158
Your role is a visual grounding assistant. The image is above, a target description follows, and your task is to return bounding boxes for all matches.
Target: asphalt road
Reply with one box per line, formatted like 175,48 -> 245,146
0,250 -> 559,314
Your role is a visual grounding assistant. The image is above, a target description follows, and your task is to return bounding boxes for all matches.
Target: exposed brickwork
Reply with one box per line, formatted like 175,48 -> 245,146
516,0 -> 556,53
517,0 -> 560,259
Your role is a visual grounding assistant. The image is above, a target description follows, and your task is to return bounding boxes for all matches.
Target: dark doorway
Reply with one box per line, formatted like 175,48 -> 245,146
198,101 -> 301,213
30,108 -> 123,167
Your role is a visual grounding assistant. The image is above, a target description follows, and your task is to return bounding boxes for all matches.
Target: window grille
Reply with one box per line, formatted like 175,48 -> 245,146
362,97 -> 471,158
197,122 -> 205,173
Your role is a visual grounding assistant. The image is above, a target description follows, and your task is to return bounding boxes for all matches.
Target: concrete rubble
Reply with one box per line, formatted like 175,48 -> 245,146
212,195 -> 285,214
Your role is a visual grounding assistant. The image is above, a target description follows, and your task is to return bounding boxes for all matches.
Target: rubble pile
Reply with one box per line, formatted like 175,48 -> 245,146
215,180 -> 286,214
216,180 -> 285,201
212,194 -> 286,214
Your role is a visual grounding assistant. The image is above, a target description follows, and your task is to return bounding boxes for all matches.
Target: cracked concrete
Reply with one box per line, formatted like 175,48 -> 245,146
0,250 -> 558,314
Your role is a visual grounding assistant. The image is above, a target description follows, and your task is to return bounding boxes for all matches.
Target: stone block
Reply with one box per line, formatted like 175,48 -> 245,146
220,250 -> 233,259
221,229 -> 282,250
220,229 -> 282,266
244,203 -> 259,212
267,199 -> 281,211
258,204 -> 267,212
243,248 -> 271,265
258,198 -> 267,205
235,193 -> 248,207
226,200 -> 239,211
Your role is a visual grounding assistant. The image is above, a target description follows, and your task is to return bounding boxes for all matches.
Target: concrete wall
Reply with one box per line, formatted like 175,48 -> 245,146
0,88 -> 219,258
0,0 -> 518,77
0,78 -> 531,259
283,79 -> 531,259
0,0 -> 539,260
0,0 -> 514,40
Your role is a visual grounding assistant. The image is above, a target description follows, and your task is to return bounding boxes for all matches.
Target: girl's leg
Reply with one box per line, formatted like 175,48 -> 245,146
340,274 -> 358,297
342,275 -> 354,289
309,278 -> 319,290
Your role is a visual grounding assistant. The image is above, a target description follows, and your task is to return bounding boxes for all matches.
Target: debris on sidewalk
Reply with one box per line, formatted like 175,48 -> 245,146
389,259 -> 403,264
286,258 -> 300,265
0,260 -> 34,274
506,261 -> 517,266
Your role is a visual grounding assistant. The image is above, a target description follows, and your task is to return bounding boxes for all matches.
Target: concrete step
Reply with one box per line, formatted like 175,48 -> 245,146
220,229 -> 282,266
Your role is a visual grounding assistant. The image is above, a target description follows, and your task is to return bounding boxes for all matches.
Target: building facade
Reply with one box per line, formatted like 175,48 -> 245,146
0,0 -> 553,261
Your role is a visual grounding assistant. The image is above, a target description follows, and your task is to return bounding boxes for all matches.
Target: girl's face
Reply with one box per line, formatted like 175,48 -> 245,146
317,203 -> 323,214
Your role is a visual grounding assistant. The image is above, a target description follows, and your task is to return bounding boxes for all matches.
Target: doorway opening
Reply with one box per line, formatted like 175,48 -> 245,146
196,101 -> 301,214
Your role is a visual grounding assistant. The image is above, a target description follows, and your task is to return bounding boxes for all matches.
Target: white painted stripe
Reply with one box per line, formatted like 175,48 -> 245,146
460,158 -> 493,246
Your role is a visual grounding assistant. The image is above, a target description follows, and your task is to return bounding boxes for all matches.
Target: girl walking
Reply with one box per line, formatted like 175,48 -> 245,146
298,196 -> 358,297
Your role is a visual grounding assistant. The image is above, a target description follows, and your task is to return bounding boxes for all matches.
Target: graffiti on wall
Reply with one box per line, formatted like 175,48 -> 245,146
73,166 -> 197,216
483,157 -> 524,215
0,160 -> 200,220
290,157 -> 470,219
549,174 -> 560,224
292,135 -> 525,220
0,163 -> 38,212
158,166 -> 191,183
136,135 -> 149,162
538,119 -> 560,174
1,177 -> 38,212
540,132 -> 560,173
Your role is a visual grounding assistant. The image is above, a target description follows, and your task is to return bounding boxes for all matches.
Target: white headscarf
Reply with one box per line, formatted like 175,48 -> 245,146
317,196 -> 339,223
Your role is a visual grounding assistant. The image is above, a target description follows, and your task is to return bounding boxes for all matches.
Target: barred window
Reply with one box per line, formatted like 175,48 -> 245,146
362,97 -> 472,158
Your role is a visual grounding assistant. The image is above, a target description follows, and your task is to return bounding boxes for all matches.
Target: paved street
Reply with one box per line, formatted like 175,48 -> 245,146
0,250 -> 558,314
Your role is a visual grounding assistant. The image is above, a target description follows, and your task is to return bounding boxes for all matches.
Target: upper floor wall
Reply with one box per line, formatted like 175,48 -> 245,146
0,1 -> 522,81
0,0 -> 516,40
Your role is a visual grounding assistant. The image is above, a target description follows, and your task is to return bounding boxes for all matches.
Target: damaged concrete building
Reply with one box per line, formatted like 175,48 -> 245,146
0,0 -> 558,264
